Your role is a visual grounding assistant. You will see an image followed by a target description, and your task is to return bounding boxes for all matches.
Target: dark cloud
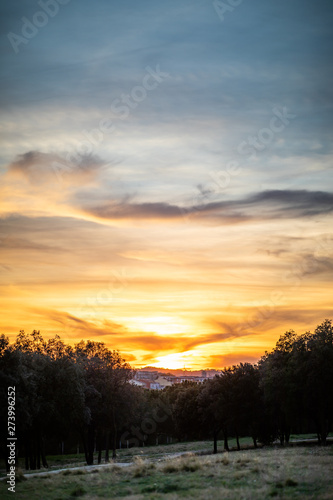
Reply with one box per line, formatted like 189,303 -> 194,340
84,189 -> 333,223
8,151 -> 105,184
212,309 -> 333,339
42,309 -> 128,338
87,201 -> 183,220
123,330 -> 248,353
248,190 -> 333,217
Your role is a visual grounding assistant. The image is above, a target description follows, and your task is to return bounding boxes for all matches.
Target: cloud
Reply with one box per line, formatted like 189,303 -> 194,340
248,190 -> 333,217
1,0 -> 332,371
23,308 -> 128,341
202,353 -> 261,369
34,307 -> 251,355
7,151 -> 106,186
123,330 -> 249,354
86,201 -> 183,221
212,308 -> 333,340
83,189 -> 333,224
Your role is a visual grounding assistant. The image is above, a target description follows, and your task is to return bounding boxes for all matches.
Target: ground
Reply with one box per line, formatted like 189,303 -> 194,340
1,442 -> 333,499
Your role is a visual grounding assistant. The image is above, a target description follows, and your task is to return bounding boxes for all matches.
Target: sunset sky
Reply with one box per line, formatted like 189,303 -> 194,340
0,0 -> 332,369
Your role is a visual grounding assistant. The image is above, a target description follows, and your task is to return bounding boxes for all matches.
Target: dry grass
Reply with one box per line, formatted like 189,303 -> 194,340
132,457 -> 156,477
160,454 -> 202,473
1,445 -> 332,499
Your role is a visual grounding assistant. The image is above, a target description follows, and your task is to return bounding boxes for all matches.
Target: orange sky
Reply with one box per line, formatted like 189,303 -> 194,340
1,171 -> 331,369
1,1 -> 332,369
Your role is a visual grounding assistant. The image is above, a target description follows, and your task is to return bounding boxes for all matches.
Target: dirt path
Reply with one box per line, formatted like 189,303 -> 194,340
22,461 -> 132,478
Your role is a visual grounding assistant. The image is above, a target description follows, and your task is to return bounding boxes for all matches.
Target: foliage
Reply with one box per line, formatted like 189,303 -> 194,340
0,319 -> 332,470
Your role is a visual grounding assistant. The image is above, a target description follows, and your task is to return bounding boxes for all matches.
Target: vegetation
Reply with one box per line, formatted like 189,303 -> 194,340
1,445 -> 332,499
0,319 -> 332,473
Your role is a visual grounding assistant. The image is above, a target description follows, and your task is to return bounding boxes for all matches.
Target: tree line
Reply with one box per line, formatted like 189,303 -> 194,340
0,319 -> 332,470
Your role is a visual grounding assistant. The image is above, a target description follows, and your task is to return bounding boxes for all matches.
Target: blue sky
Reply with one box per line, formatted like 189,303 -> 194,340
0,0 -> 332,368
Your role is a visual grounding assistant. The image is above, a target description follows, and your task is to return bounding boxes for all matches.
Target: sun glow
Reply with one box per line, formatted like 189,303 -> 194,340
127,315 -> 190,336
152,351 -> 197,370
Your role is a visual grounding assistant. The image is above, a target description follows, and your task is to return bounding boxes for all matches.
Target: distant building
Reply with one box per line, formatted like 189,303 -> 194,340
154,376 -> 173,389
129,379 -> 147,388
173,376 -> 205,384
132,368 -> 212,389
134,370 -> 158,380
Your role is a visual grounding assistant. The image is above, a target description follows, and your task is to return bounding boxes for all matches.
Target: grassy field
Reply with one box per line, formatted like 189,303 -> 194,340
1,445 -> 333,499
0,437 -> 255,475
1,434 -> 328,475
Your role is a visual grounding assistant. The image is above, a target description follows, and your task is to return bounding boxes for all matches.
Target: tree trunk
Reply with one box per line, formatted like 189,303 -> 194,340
236,432 -> 240,451
320,416 -> 328,446
27,437 -> 33,470
30,436 -> 36,470
36,434 -> 41,470
41,436 -> 48,468
97,431 -> 102,464
112,435 -> 117,459
213,430 -> 218,454
252,436 -> 257,449
223,428 -> 229,452
80,430 -> 89,464
285,428 -> 290,445
105,430 -> 110,463
24,435 -> 30,470
87,424 -> 95,465
112,408 -> 117,459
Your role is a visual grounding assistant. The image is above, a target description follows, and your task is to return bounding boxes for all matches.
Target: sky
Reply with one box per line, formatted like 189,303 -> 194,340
0,0 -> 332,369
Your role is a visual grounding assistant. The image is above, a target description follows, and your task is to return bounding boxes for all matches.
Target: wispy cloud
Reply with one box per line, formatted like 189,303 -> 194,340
1,0 -> 332,368
83,189 -> 333,223
8,150 -> 106,185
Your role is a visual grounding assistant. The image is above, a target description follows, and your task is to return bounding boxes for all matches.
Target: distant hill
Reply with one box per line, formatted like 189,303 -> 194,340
136,366 -> 221,377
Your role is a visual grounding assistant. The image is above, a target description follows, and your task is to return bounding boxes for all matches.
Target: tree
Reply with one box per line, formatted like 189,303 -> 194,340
226,363 -> 263,449
259,320 -> 333,445
198,376 -> 230,453
172,382 -> 202,442
73,340 -> 133,463
301,320 -> 333,444
259,330 -> 301,445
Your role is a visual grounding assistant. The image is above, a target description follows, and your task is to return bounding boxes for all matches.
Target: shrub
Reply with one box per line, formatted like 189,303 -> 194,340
285,478 -> 298,487
132,458 -> 155,478
70,486 -> 86,497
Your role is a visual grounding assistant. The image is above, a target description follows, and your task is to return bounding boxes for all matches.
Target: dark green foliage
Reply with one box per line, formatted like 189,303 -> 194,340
285,478 -> 298,486
259,319 -> 333,446
0,319 -> 332,473
70,486 -> 86,497
0,331 -> 132,470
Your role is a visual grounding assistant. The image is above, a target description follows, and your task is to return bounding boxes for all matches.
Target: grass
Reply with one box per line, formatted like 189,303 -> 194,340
0,438 -> 254,477
109,435 -> 255,463
2,433 -> 330,476
1,445 -> 332,499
